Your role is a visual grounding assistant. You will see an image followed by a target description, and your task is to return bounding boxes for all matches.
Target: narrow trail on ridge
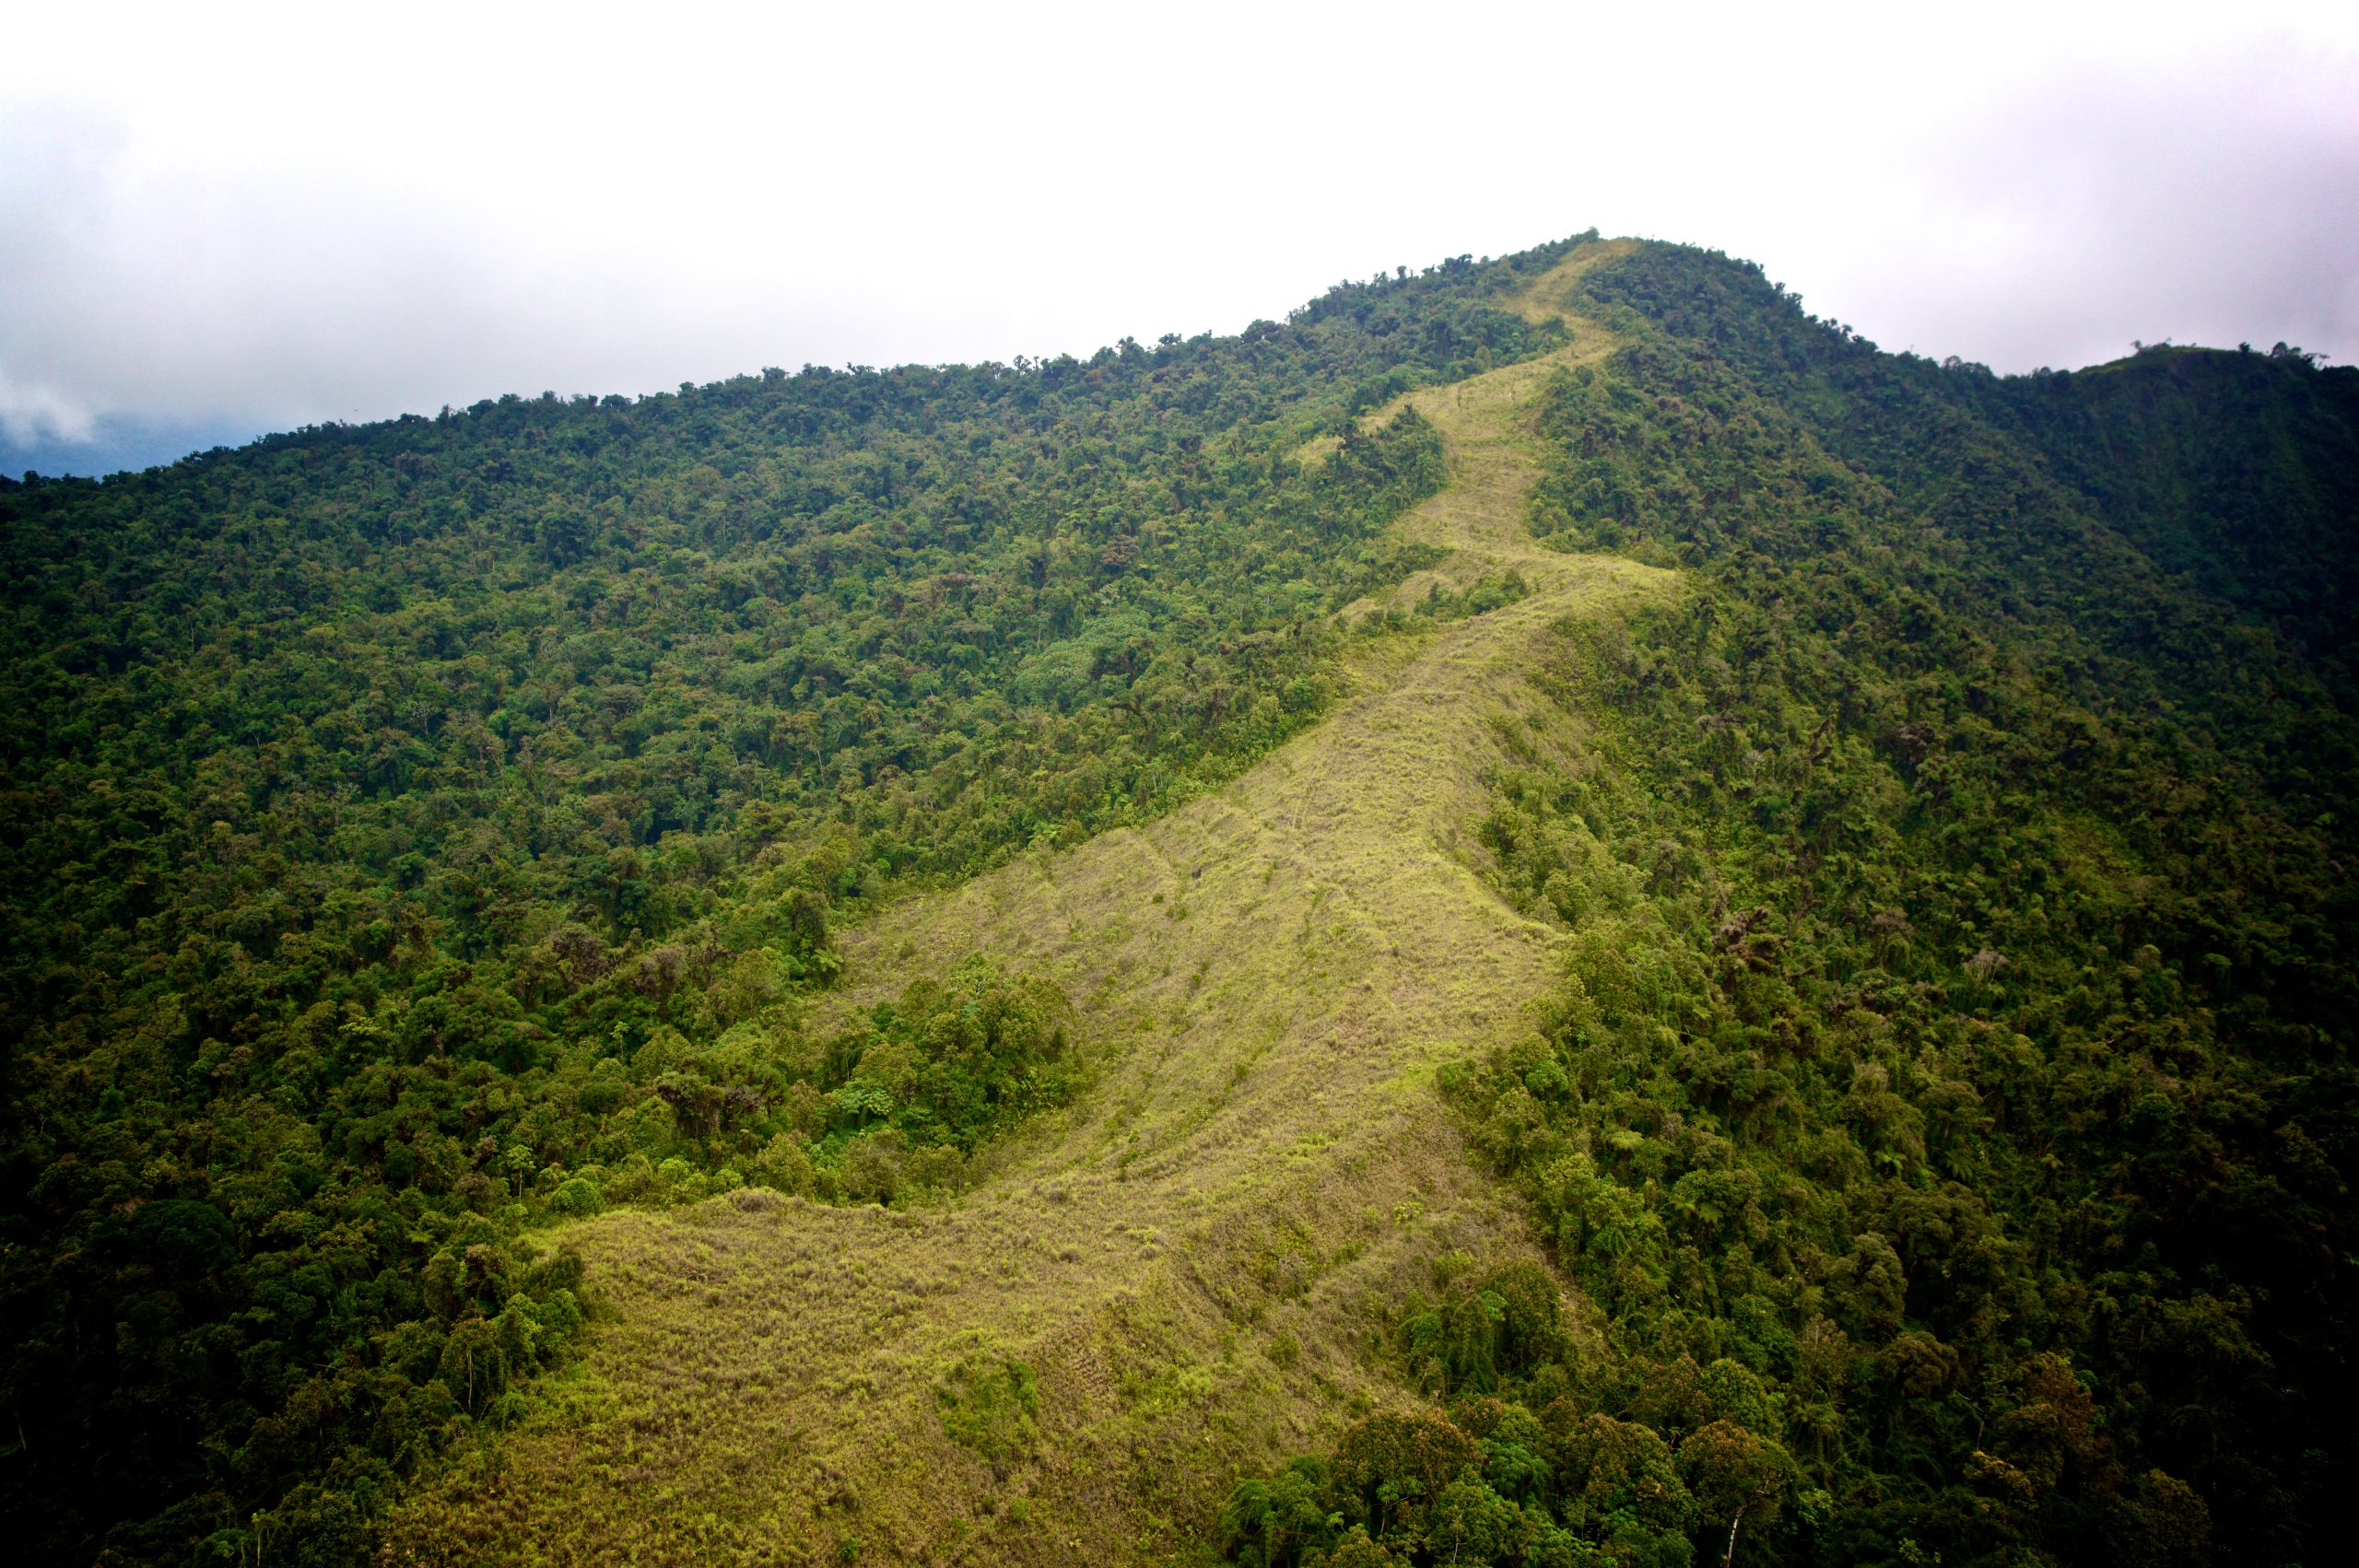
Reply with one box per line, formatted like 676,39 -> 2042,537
390,243 -> 1676,1567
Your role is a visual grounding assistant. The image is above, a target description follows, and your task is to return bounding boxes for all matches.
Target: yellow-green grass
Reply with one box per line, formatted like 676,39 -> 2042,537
385,244 -> 1672,1566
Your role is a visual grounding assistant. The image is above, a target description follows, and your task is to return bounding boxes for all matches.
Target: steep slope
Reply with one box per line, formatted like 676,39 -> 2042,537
1226,245 -> 2354,1568
10,231 -> 2351,1568
0,242 -> 1579,1564
381,249 -> 1672,1563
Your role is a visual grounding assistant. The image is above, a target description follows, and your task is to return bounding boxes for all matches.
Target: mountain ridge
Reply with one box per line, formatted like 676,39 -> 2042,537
3,232 -> 2352,1568
379,242 -> 1674,1566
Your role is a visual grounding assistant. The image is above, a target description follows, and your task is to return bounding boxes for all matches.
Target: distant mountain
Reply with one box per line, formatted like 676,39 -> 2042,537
1,415 -> 270,484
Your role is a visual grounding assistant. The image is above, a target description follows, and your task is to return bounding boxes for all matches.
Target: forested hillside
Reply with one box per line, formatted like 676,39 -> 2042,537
1220,252 -> 2358,1568
3,233 -> 2353,1568
0,244 -> 1577,1562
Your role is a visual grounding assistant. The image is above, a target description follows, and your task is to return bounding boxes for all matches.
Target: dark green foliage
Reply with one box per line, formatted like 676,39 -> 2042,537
936,1353 -> 1040,1469
1414,569 -> 1532,624
1329,1410 -> 1483,1543
1399,1257 -> 1567,1399
1571,244 -> 2359,674
0,252 -> 1571,1563
1221,240 -> 2352,1568
792,956 -> 1082,1204
1223,1392 -> 1717,1568
1434,244 -> 2353,1564
1221,1457 -> 1337,1568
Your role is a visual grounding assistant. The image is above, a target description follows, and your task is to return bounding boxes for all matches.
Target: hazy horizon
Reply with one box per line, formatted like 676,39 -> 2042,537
7,1 -> 2357,478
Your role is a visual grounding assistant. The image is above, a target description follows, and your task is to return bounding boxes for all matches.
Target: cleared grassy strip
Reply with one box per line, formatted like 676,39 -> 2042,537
385,246 -> 1672,1566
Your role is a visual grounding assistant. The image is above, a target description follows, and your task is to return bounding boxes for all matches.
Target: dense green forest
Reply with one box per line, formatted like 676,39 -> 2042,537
0,247 -> 1577,1563
4,231 -> 2353,1567
1216,252 -> 2357,1566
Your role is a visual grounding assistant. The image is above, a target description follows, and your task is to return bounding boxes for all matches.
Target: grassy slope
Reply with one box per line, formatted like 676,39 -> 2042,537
384,246 -> 1672,1566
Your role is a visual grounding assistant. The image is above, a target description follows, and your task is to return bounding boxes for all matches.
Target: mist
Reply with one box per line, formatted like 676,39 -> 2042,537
6,1 -> 2354,476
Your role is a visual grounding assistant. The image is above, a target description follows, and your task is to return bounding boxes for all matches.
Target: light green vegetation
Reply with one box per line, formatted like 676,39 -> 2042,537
381,251 -> 1675,1564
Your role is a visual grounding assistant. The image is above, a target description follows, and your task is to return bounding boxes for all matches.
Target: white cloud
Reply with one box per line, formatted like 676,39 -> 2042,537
0,372 -> 99,446
6,2 -> 2356,471
1811,38 -> 2359,368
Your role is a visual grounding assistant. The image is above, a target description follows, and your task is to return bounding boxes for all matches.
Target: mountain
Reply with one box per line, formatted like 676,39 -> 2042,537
2,235 -> 2352,1568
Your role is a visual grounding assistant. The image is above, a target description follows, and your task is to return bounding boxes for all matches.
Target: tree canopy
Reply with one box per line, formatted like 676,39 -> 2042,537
1216,242 -> 2355,1568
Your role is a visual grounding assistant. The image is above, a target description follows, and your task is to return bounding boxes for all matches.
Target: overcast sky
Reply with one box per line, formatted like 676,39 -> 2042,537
6,1 -> 2356,475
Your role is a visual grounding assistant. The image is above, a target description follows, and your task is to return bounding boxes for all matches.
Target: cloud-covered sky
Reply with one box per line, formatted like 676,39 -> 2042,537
6,1 -> 2355,475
